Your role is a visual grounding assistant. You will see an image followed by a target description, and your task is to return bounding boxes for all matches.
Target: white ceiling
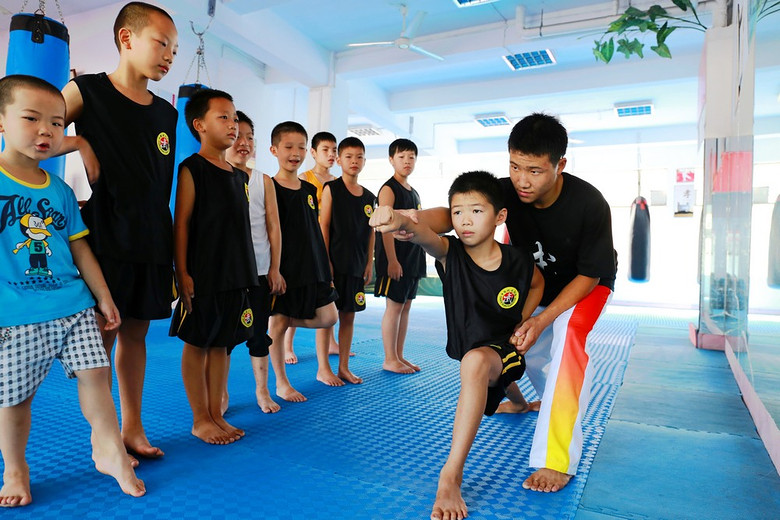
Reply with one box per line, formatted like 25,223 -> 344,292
19,0 -> 780,153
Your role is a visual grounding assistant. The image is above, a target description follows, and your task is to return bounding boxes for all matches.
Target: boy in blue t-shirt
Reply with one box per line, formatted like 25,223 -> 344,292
0,75 -> 145,507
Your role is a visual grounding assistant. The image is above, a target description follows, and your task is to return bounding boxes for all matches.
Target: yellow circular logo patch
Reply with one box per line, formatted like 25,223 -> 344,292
364,204 -> 373,218
355,292 -> 365,306
241,308 -> 254,327
308,194 -> 316,210
157,132 -> 171,155
497,287 -> 520,309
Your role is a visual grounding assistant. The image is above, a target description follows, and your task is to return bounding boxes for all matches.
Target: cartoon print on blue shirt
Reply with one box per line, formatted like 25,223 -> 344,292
13,213 -> 54,276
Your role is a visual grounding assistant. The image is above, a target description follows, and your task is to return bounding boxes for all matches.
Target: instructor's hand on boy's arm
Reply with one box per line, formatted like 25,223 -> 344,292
392,209 -> 418,241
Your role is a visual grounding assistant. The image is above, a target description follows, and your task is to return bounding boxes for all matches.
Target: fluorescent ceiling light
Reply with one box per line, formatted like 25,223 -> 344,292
614,101 -> 654,117
474,113 -> 512,127
503,50 -> 556,70
452,0 -> 500,7
348,125 -> 382,137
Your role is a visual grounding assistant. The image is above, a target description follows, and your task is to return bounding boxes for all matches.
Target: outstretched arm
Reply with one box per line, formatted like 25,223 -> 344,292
370,206 -> 449,265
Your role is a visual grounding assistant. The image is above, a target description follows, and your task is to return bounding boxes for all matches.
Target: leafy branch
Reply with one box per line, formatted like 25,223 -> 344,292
593,0 -> 780,63
593,0 -> 705,63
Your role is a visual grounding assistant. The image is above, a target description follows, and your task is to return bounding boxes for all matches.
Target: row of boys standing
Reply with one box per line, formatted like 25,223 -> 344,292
0,1 -> 430,503
170,87 -> 428,444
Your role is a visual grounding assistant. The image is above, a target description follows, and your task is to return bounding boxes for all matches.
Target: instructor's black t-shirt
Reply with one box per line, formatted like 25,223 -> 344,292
500,174 -> 616,306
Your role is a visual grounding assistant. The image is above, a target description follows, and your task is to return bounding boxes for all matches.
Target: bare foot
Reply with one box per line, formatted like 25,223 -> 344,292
93,446 -> 146,497
284,349 -> 298,364
495,400 -> 541,414
383,359 -> 416,374
256,390 -> 281,413
523,468 -> 572,492
0,467 -> 32,507
338,369 -> 363,384
276,384 -> 307,402
191,420 -> 237,445
430,467 -> 466,520
123,430 -> 164,458
401,357 -> 421,372
317,370 -> 345,387
213,416 -> 244,439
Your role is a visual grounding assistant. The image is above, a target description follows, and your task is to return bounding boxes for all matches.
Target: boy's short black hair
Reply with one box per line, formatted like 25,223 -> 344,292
271,121 -> 307,147
184,88 -> 233,142
311,131 -> 336,150
113,2 -> 174,50
0,75 -> 64,114
236,110 -> 254,133
507,113 -> 568,165
338,136 -> 365,155
448,170 -> 505,213
388,138 -> 417,157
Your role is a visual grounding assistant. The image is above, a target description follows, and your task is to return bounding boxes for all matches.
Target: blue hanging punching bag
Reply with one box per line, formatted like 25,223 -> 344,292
170,83 -> 208,213
628,196 -> 651,282
5,12 -> 70,178
769,195 -> 780,288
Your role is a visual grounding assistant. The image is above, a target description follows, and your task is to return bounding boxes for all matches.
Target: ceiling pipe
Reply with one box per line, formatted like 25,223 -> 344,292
516,1 -> 717,39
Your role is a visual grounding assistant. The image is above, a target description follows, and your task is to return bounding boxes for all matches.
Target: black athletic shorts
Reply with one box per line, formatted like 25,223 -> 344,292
333,273 -> 367,313
97,255 -> 175,320
483,340 -> 526,416
169,288 -> 254,348
271,281 -> 337,320
373,275 -> 419,304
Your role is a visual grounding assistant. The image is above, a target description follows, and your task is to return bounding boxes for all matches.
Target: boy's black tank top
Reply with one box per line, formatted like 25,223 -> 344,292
326,178 -> 376,278
181,154 -> 257,296
436,236 -> 534,361
374,176 -> 426,278
273,178 -> 331,288
73,73 -> 178,264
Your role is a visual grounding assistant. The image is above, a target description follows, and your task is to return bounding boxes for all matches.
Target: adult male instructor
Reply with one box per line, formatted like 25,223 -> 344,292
419,113 -> 616,493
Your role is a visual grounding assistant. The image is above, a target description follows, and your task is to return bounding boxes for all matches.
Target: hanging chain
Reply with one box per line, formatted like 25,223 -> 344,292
19,0 -> 66,24
183,17 -> 214,87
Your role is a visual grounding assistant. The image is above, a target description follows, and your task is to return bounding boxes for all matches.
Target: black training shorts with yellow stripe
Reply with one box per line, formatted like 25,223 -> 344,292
373,275 -> 420,304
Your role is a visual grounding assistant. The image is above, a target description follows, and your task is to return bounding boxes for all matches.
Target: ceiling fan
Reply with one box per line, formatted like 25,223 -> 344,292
347,4 -> 444,61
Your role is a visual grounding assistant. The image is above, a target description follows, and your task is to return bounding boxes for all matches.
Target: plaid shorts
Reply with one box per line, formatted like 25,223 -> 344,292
0,308 -> 110,407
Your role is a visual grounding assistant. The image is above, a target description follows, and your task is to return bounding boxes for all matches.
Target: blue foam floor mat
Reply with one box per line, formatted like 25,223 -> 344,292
2,297 -> 636,519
